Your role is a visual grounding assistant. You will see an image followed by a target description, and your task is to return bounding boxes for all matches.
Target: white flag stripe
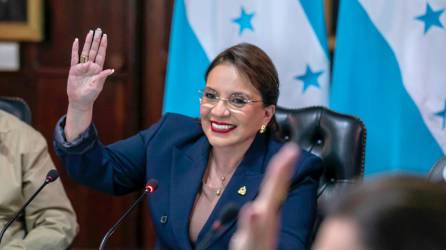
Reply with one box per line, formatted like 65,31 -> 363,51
360,0 -> 446,153
185,0 -> 329,108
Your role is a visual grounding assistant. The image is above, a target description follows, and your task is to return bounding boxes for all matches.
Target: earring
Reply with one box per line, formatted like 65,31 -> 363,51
259,124 -> 267,134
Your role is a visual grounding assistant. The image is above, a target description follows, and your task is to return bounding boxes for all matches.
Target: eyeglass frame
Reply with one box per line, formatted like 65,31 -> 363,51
198,89 -> 263,110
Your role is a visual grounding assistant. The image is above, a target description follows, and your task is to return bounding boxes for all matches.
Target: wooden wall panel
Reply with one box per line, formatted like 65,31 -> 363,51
0,0 -> 168,248
140,0 -> 174,248
36,77 -> 141,248
141,0 -> 174,127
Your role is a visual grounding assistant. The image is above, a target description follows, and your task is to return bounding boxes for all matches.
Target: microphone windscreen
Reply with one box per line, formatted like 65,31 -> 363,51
46,169 -> 59,183
219,203 -> 239,225
145,179 -> 158,193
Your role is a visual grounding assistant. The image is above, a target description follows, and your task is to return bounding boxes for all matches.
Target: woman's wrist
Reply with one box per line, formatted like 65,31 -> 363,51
65,104 -> 93,141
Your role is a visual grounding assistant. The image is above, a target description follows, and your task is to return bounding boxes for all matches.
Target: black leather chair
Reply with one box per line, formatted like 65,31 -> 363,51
274,106 -> 366,242
428,156 -> 446,183
0,96 -> 32,124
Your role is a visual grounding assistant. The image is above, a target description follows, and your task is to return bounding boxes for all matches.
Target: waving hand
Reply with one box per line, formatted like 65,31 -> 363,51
68,28 -> 114,111
65,28 -> 114,141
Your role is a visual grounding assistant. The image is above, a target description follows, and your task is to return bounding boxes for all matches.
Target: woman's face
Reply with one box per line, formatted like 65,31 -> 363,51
200,64 -> 275,149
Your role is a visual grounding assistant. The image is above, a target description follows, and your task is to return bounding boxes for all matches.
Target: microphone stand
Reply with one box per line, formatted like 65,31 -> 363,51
98,190 -> 148,250
0,171 -> 58,244
98,179 -> 158,250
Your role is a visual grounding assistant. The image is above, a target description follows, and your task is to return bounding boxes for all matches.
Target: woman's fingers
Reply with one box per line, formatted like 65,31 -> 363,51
80,30 -> 93,63
230,144 -> 298,250
237,203 -> 255,231
88,28 -> 103,63
257,143 -> 299,210
76,28 -> 107,67
94,69 -> 115,87
89,69 -> 114,95
230,203 -> 254,250
70,38 -> 79,66
95,34 -> 108,68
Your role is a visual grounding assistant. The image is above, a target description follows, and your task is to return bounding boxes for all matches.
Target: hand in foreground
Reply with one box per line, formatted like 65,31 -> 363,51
230,143 -> 300,250
67,28 -> 114,111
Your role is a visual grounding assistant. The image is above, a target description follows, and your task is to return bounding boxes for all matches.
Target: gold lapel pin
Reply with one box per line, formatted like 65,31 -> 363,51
238,186 -> 247,196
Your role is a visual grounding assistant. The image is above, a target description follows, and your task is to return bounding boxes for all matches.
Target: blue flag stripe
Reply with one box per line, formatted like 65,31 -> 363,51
330,0 -> 443,175
163,0 -> 209,117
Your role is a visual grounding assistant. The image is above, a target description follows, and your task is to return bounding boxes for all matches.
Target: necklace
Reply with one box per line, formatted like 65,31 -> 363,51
206,152 -> 240,197
215,176 -> 227,196
214,167 -> 238,196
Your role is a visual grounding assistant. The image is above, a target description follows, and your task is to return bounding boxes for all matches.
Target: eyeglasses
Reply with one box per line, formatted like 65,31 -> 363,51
198,89 -> 262,109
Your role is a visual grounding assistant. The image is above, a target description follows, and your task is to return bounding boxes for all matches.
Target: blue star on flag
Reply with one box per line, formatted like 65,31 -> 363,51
232,7 -> 255,35
415,3 -> 444,33
295,65 -> 323,93
434,100 -> 446,129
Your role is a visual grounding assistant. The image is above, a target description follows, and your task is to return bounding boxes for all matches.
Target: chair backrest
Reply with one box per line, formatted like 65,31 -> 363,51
275,106 -> 366,193
428,156 -> 446,183
0,96 -> 32,124
274,106 -> 366,242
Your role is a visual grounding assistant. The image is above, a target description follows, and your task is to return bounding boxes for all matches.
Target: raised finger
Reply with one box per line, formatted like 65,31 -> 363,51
92,68 -> 115,88
95,34 -> 108,68
237,203 -> 255,231
257,143 -> 299,210
80,30 -> 94,63
89,28 -> 103,63
70,38 -> 79,66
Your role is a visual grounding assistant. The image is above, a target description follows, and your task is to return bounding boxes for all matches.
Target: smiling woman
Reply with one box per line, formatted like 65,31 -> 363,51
199,63 -> 273,149
53,32 -> 323,250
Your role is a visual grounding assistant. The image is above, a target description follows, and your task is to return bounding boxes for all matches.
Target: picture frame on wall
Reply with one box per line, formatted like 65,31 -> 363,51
0,0 -> 43,41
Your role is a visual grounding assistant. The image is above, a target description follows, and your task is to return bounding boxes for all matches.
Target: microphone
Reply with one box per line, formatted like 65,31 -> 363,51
195,203 -> 239,250
0,169 -> 59,244
98,179 -> 158,250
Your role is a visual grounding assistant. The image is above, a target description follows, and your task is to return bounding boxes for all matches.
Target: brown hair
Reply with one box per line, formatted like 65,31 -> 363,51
205,43 -> 279,130
327,175 -> 446,250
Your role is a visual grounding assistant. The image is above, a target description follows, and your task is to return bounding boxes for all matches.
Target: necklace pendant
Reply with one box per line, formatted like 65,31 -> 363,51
216,189 -> 222,196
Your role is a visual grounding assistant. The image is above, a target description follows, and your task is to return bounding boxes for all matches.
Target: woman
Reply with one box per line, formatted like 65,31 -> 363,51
53,28 -> 322,249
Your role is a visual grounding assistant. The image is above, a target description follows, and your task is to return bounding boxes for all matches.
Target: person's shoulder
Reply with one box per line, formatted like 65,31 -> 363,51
299,149 -> 321,163
0,110 -> 48,149
150,112 -> 201,132
138,112 -> 203,143
267,138 -> 322,179
293,149 -> 323,182
268,139 -> 319,160
0,110 -> 37,135
163,112 -> 201,126
0,109 -> 24,128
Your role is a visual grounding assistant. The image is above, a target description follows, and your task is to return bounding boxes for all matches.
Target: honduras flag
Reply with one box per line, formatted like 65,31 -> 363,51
164,0 -> 330,117
331,0 -> 446,175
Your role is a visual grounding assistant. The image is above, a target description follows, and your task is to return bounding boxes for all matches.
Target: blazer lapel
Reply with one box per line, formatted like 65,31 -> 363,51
196,134 -> 269,247
169,136 -> 210,249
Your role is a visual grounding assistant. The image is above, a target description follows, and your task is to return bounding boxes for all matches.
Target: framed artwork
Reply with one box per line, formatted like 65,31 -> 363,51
0,0 -> 43,41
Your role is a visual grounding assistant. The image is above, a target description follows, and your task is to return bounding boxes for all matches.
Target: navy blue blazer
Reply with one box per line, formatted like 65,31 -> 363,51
54,113 -> 322,250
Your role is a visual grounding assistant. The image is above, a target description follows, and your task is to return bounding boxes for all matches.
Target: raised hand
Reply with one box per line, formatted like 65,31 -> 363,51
230,143 -> 300,250
64,28 -> 114,141
67,28 -> 114,111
